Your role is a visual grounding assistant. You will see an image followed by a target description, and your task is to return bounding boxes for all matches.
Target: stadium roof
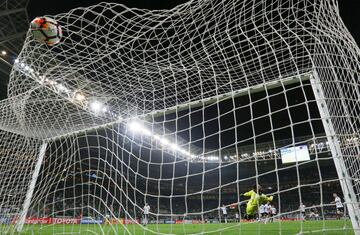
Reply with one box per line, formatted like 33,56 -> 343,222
0,0 -> 30,100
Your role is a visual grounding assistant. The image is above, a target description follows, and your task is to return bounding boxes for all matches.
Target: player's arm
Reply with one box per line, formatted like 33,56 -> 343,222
260,194 -> 273,202
242,190 -> 255,197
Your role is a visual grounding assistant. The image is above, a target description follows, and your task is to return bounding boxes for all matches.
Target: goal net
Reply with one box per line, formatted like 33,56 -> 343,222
0,0 -> 360,234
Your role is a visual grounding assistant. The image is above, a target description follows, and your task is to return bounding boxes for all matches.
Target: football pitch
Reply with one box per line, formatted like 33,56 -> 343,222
16,220 -> 353,235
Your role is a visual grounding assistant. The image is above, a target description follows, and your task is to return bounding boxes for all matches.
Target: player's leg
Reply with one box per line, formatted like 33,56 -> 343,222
302,212 -> 306,221
264,213 -> 269,224
338,208 -> 344,220
246,206 -> 255,220
144,214 -> 148,225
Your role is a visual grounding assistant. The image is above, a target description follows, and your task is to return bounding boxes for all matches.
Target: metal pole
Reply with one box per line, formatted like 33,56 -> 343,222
15,142 -> 47,232
310,72 -> 360,234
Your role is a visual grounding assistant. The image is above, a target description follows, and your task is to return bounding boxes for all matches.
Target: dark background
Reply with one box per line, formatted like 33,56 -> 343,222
27,0 -> 360,45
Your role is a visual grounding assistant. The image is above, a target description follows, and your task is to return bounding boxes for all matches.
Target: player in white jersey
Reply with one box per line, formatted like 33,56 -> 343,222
269,205 -> 276,222
299,202 -> 306,221
259,204 -> 266,220
331,193 -> 344,219
221,204 -> 228,223
264,202 -> 271,215
235,212 -> 240,222
264,201 -> 272,223
143,203 -> 150,226
309,205 -> 320,220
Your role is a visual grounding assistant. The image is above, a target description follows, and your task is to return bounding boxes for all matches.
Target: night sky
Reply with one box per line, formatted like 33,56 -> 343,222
27,0 -> 360,46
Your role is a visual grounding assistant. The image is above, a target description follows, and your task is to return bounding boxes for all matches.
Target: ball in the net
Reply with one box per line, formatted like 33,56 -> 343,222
30,17 -> 62,46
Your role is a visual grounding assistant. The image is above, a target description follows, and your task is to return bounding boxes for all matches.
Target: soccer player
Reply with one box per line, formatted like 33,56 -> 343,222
242,185 -> 273,220
269,204 -> 276,222
235,212 -> 240,223
264,201 -> 272,224
143,203 -> 150,226
299,202 -> 306,221
259,204 -> 266,220
309,205 -> 319,220
221,204 -> 228,223
331,193 -> 344,220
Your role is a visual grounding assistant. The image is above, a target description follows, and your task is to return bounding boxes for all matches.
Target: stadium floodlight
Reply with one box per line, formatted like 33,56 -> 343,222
170,144 -> 179,151
128,121 -> 144,133
14,58 -> 19,63
56,84 -> 68,93
89,100 -> 103,113
74,92 -> 86,102
2,0 -> 360,235
1,50 -> 6,55
127,121 -> 193,157
207,156 -> 219,161
159,138 -> 169,146
127,121 -> 151,136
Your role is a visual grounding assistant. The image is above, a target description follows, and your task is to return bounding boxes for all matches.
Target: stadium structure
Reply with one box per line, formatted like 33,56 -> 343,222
0,0 -> 359,234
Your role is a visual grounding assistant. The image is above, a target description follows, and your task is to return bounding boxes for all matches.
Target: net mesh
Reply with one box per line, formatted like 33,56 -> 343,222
0,0 -> 359,234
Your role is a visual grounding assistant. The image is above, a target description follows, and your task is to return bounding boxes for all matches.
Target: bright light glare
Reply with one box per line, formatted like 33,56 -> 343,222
127,122 -> 196,159
160,138 -> 169,146
75,92 -> 86,101
128,121 -> 143,132
56,84 -> 68,92
128,121 -> 151,135
89,100 -> 103,112
171,144 -> 179,150
1,50 -> 6,55
207,156 -> 219,161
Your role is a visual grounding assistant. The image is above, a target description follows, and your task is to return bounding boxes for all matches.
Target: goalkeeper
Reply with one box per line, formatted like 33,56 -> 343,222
242,185 -> 273,219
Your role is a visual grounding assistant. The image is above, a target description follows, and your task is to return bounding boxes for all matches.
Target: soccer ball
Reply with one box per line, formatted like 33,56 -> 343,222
30,17 -> 62,45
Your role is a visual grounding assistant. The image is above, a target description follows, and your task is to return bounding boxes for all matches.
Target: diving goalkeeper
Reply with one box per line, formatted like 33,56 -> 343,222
242,185 -> 273,219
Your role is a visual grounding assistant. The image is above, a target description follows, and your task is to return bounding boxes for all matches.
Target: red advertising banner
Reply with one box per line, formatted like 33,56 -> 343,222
25,217 -> 51,224
105,218 -> 121,224
176,220 -> 184,224
50,218 -> 81,224
192,220 -> 205,224
121,218 -> 140,224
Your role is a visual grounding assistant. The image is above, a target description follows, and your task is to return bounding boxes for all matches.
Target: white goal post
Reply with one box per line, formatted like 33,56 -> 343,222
0,0 -> 360,234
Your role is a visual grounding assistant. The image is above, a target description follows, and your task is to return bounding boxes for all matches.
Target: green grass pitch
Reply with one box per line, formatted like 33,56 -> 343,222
14,220 -> 354,235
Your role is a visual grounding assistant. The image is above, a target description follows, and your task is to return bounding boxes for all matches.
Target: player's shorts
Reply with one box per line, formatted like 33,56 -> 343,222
337,207 -> 344,213
246,205 -> 257,216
